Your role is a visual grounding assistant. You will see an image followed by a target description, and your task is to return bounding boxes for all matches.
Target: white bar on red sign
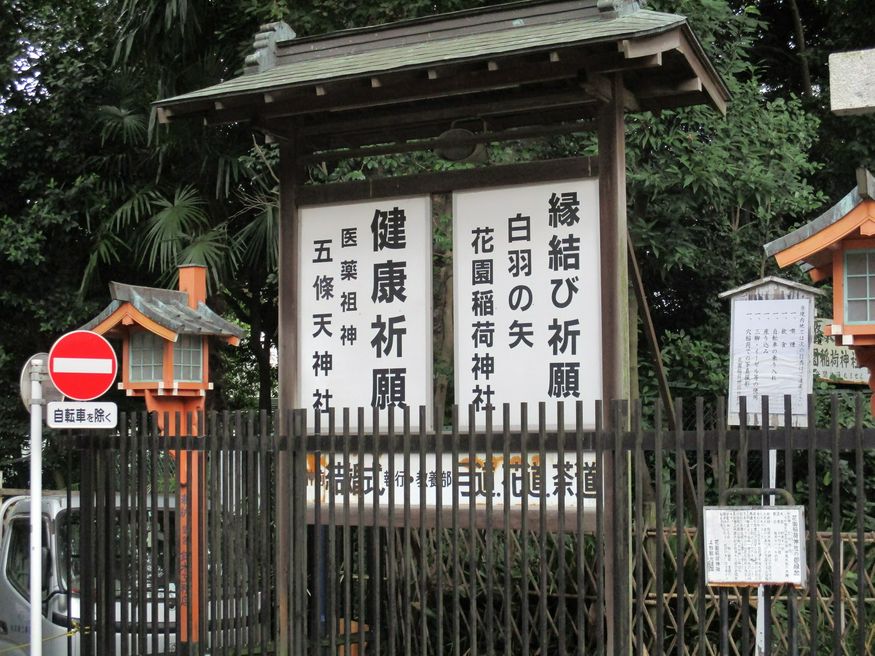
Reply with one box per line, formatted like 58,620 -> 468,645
47,402 -> 118,429
51,357 -> 115,374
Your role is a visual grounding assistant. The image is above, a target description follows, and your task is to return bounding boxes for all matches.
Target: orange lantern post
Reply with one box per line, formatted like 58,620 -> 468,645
765,169 -> 875,414
82,265 -> 243,653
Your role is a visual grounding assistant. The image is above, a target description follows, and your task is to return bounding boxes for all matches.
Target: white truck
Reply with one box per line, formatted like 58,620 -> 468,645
0,490 -> 176,655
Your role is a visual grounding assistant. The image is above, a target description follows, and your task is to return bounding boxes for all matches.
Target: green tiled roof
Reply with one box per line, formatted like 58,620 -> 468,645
81,283 -> 245,340
158,9 -> 684,107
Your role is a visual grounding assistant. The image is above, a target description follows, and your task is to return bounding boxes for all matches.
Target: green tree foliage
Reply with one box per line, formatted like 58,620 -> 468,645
730,0 -> 875,199
284,0 -> 505,36
632,0 -> 825,401
0,0 -> 119,484
79,0 -> 284,410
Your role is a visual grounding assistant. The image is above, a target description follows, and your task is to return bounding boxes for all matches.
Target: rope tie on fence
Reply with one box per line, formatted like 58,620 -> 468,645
0,621 -> 87,655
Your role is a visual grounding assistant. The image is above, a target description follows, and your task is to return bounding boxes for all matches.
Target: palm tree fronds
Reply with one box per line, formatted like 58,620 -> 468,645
98,105 -> 147,146
178,225 -> 235,290
139,185 -> 208,272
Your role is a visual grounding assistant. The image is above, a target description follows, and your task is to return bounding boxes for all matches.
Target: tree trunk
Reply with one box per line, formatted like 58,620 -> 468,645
787,0 -> 813,97
431,193 -> 454,430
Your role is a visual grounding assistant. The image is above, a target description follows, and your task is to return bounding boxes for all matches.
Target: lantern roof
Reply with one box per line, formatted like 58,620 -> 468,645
81,281 -> 245,343
764,168 -> 875,273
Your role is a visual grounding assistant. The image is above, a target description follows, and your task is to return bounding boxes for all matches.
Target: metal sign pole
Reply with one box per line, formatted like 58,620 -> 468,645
29,358 -> 44,656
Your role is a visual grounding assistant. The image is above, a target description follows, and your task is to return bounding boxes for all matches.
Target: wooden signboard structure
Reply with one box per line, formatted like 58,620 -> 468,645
153,1 -> 729,652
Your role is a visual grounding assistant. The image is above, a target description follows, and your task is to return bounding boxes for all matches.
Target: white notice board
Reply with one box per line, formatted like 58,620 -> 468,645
727,298 -> 813,427
704,506 -> 806,587
453,180 -> 602,430
298,196 -> 433,430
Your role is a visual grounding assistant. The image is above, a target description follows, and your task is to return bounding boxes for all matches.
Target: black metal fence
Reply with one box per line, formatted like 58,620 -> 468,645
67,396 -> 875,655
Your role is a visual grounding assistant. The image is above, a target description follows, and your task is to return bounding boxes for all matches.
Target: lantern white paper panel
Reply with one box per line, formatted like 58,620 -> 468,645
453,180 -> 602,430
298,196 -> 433,430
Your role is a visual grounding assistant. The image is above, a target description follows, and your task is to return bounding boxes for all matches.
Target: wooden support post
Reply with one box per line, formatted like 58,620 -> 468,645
628,233 -> 675,428
277,139 -> 301,656
598,71 -> 631,655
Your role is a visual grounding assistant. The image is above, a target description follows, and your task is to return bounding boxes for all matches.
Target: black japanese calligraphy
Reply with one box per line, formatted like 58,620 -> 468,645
471,384 -> 495,412
471,321 -> 495,348
547,234 -> 581,271
507,249 -> 531,277
313,239 -> 333,263
341,227 -> 358,248
471,226 -> 495,254
472,290 -> 494,317
548,192 -> 580,227
313,275 -> 334,300
508,320 -> 534,348
508,285 -> 533,311
341,291 -> 357,312
548,362 -> 580,398
372,260 -> 408,303
313,389 -> 333,413
340,260 -> 358,280
507,213 -> 531,242
550,277 -> 579,308
472,259 -> 493,285
471,352 -> 495,380
312,351 -> 333,376
371,368 -> 407,409
547,318 -> 580,356
371,207 -> 407,251
312,313 -> 333,338
341,325 -> 357,345
371,314 -> 406,358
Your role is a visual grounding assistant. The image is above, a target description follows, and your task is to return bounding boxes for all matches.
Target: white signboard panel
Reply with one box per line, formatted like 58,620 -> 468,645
453,180 -> 601,430
303,450 -> 597,530
47,401 -> 117,429
704,506 -> 806,587
727,298 -> 813,427
299,197 -> 433,430
814,318 -> 869,384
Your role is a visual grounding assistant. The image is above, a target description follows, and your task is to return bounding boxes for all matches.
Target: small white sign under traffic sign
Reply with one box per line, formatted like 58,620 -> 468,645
47,401 -> 117,429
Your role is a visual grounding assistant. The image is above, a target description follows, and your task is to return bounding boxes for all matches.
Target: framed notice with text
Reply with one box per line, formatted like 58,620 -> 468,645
704,506 -> 806,587
298,196 -> 433,430
727,298 -> 814,427
453,179 -> 601,430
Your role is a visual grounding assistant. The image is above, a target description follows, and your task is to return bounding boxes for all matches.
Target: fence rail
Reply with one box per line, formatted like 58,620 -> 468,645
62,395 -> 874,655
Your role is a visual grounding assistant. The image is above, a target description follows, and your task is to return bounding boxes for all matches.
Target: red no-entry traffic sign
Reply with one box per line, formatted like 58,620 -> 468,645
48,330 -> 118,401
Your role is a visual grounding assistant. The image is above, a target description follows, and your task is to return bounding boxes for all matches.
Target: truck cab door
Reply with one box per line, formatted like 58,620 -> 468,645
0,517 -> 72,655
